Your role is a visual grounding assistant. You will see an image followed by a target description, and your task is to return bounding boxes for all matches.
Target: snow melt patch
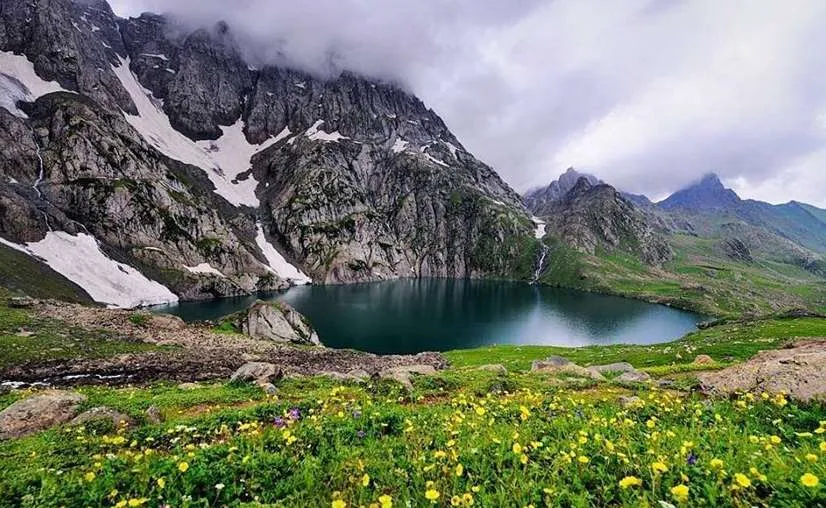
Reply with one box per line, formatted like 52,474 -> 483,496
305,120 -> 349,143
424,152 -> 449,168
0,51 -> 70,117
443,141 -> 460,158
196,120 -> 281,207
532,217 -> 547,239
183,263 -> 225,277
140,53 -> 169,61
2,232 -> 178,308
391,137 -> 409,154
112,57 -> 281,207
255,224 -> 311,284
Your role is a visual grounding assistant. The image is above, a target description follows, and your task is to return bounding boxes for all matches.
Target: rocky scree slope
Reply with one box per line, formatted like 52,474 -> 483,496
0,0 -> 535,304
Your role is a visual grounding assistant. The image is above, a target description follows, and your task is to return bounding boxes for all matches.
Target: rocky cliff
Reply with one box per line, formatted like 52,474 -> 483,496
523,167 -> 602,215
0,0 -> 534,305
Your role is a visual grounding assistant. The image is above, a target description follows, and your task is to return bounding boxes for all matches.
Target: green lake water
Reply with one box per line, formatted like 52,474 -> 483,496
153,279 -> 706,355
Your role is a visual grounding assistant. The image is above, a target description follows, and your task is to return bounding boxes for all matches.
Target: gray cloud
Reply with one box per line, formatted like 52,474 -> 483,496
110,0 -> 826,206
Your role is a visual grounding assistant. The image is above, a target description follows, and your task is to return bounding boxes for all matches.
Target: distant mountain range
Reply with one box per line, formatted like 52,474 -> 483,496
526,169 -> 826,254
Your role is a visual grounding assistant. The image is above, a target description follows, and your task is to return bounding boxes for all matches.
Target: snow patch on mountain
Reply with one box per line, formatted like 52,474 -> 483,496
255,224 -> 311,284
1,232 -> 178,308
0,51 -> 70,117
391,138 -> 409,153
112,57 -> 281,208
305,120 -> 349,142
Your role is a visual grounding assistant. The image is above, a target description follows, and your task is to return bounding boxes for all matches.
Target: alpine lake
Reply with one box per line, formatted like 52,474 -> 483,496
152,279 -> 706,355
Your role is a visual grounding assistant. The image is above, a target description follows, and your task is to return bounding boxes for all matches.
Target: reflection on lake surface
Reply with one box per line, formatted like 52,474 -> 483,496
154,279 -> 706,355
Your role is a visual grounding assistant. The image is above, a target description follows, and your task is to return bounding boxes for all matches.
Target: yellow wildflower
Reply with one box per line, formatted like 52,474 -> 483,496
769,435 -> 782,445
709,458 -> 724,470
651,461 -> 668,474
425,489 -> 440,502
577,456 -> 590,464
520,453 -> 529,465
462,493 -> 474,505
820,441 -> 826,453
332,500 -> 347,508
450,496 -> 462,506
512,443 -> 522,454
127,499 -> 148,507
619,476 -> 642,489
801,473 -> 820,488
362,474 -> 371,487
807,453 -> 819,462
178,462 -> 189,473
156,478 -> 166,489
734,473 -> 751,488
84,472 -> 96,482
378,494 -> 393,508
455,463 -> 464,477
670,484 -> 689,502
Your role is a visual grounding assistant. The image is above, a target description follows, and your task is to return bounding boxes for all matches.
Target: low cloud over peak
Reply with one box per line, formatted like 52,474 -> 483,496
110,0 -> 826,207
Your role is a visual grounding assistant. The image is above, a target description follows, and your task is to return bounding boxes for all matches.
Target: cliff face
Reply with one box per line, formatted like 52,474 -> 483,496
0,0 -> 533,305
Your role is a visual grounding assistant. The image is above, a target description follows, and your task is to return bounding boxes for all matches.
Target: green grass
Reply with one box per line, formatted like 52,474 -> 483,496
445,317 -> 826,373
1,373 -> 825,506
0,294 -> 166,369
535,233 -> 826,318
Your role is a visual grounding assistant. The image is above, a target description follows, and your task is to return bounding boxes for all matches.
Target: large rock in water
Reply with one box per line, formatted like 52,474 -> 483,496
0,391 -> 86,439
237,301 -> 321,345
698,341 -> 826,402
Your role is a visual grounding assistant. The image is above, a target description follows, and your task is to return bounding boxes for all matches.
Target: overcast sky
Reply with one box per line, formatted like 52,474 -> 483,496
110,0 -> 826,206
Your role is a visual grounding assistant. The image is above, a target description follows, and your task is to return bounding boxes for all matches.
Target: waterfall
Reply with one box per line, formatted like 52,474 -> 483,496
531,243 -> 549,284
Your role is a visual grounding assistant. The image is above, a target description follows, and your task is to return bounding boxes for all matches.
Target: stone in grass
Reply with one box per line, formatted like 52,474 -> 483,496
0,391 -> 86,439
693,354 -> 715,366
379,364 -> 438,391
615,370 -> 652,383
531,356 -> 605,381
145,406 -> 162,424
230,362 -> 282,384
71,407 -> 134,428
619,396 -> 643,408
476,364 -> 508,376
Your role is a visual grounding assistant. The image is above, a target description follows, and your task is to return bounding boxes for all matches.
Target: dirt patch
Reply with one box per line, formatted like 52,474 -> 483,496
0,301 -> 448,387
698,339 -> 826,402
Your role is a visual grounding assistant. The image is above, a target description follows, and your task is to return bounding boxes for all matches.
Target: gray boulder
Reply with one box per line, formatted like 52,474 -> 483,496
616,370 -> 652,383
231,362 -> 282,384
239,301 -> 321,346
0,391 -> 86,439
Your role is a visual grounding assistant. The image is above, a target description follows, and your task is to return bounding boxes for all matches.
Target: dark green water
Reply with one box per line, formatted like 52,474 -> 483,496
153,279 -> 706,355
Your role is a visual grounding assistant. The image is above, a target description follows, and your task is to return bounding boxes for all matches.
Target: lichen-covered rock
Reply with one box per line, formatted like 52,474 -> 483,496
238,301 -> 321,345
0,391 -> 86,439
476,364 -> 508,376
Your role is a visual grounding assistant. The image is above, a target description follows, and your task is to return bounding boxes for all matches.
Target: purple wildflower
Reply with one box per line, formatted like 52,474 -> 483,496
273,416 -> 285,428
357,430 -> 366,439
687,452 -> 697,466
288,408 -> 301,420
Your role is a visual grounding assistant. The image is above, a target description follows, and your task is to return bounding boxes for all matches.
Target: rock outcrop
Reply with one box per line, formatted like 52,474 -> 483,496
0,391 -> 86,439
234,301 -> 321,346
698,340 -> 826,402
530,356 -> 605,381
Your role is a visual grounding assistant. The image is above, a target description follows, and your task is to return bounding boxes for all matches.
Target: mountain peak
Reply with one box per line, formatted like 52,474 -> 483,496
523,168 -> 602,215
659,172 -> 740,211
